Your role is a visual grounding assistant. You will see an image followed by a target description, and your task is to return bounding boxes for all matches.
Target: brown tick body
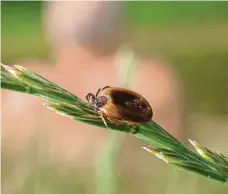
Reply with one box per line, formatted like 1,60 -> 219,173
86,86 -> 153,125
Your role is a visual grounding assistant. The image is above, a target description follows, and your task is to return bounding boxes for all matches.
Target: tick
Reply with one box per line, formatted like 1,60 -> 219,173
86,86 -> 153,127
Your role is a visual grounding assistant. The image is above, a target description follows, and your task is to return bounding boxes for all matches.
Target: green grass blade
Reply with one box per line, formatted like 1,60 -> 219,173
1,63 -> 228,186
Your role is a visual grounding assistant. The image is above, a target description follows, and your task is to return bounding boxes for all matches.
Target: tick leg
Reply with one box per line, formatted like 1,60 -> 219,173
95,86 -> 110,98
102,86 -> 110,90
95,89 -> 101,98
106,117 -> 116,124
86,93 -> 95,103
98,111 -> 109,129
100,115 -> 108,128
86,94 -> 90,102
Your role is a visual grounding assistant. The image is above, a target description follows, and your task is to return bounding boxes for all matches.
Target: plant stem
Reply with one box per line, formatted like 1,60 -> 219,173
1,63 -> 228,186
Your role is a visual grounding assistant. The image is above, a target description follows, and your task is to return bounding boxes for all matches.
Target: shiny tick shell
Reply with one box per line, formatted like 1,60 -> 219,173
86,86 -> 153,125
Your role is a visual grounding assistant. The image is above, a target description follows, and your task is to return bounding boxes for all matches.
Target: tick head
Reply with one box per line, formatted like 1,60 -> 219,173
94,96 -> 108,109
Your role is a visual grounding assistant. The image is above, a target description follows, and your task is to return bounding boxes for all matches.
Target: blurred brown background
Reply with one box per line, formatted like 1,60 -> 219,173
1,1 -> 228,194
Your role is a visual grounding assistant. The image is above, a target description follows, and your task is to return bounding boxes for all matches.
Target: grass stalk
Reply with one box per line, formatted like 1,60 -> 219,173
1,63 -> 228,186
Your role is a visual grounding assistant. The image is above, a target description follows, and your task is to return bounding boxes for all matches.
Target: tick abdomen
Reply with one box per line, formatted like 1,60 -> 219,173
100,87 -> 153,123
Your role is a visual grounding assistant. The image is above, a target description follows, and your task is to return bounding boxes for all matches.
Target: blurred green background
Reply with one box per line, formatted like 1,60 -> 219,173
2,1 -> 228,116
2,1 -> 228,194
